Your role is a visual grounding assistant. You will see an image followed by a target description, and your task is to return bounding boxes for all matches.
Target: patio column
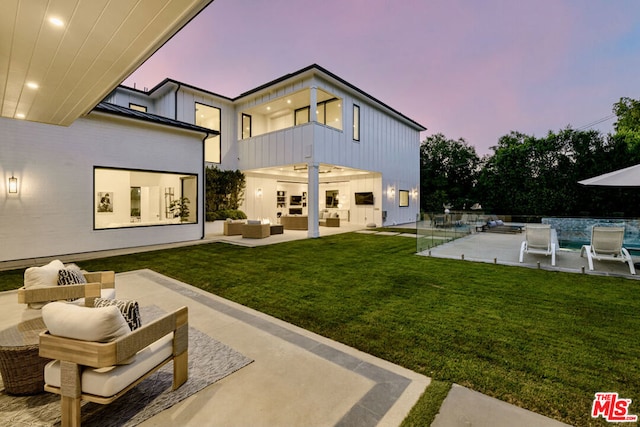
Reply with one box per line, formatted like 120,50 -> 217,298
307,162 -> 320,238
310,86 -> 317,123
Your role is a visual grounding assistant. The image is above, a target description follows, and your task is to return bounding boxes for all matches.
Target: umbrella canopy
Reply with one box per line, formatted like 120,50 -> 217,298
578,164 -> 640,187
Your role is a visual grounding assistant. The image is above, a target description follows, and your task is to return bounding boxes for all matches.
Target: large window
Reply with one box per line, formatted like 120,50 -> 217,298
195,103 -> 221,163
94,167 -> 197,229
353,104 -> 360,141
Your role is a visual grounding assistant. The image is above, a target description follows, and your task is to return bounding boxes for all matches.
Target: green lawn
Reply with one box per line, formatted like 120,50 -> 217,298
1,232 -> 638,426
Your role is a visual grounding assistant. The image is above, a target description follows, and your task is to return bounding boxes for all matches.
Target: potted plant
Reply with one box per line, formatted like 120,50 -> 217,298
169,197 -> 190,222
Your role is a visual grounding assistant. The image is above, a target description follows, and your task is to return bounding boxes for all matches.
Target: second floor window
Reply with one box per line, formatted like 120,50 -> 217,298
195,102 -> 221,163
242,114 -> 252,139
295,107 -> 310,125
353,105 -> 360,141
129,103 -> 147,112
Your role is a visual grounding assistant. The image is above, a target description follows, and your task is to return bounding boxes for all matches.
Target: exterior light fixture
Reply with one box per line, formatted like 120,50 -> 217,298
8,176 -> 18,193
49,17 -> 64,27
255,188 -> 263,198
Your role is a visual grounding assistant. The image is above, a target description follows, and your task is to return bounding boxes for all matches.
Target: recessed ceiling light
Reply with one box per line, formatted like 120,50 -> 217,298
266,106 -> 271,111
287,100 -> 291,104
26,82 -> 39,89
49,17 -> 64,27
16,113 -> 25,119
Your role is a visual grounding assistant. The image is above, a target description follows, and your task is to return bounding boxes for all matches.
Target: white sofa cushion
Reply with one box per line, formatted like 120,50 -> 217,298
44,334 -> 173,397
24,260 -> 65,288
42,302 -> 130,343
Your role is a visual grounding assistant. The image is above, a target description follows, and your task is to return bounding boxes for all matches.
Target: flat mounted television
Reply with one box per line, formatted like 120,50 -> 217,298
354,192 -> 374,205
290,195 -> 302,206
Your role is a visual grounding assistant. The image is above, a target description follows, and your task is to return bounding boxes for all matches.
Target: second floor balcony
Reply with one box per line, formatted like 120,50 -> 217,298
239,87 -> 343,140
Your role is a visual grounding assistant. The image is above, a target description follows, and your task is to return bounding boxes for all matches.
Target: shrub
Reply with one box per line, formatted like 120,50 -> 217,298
206,209 -> 247,221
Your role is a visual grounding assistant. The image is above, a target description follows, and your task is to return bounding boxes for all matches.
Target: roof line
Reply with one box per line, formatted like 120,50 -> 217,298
93,102 -> 218,135
118,64 -> 426,131
120,78 -> 234,102
235,64 -> 427,131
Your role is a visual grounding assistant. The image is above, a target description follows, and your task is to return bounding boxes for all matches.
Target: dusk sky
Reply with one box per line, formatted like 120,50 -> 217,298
124,0 -> 640,155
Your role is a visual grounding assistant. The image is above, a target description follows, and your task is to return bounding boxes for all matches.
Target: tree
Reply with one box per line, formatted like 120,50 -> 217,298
613,97 -> 640,134
420,134 -> 480,212
474,126 -> 640,217
205,166 -> 246,213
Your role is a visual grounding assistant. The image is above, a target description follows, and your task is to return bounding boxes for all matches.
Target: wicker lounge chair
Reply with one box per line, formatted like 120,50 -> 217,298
39,304 -> 188,427
519,224 -> 558,266
580,226 -> 636,275
18,270 -> 116,310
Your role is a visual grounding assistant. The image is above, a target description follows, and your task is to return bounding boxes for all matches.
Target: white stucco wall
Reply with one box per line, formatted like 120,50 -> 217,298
0,113 -> 205,262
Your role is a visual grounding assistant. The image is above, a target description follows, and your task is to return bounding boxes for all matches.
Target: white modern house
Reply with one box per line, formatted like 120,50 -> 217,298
1,3 -> 424,264
1,64 -> 424,263
106,64 -> 426,235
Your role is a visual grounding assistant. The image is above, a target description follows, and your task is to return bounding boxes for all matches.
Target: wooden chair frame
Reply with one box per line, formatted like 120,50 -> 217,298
39,306 -> 188,427
18,271 -> 115,308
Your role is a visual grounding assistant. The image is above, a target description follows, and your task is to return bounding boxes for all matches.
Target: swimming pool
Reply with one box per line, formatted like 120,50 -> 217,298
542,217 -> 640,252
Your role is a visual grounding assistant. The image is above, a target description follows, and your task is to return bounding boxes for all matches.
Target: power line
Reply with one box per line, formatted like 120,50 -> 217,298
575,114 -> 616,131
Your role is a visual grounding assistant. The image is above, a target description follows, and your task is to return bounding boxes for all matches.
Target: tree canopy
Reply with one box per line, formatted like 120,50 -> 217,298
419,134 -> 480,212
420,97 -> 640,218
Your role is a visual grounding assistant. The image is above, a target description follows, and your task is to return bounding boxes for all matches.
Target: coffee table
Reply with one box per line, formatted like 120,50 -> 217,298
0,317 -> 50,395
270,225 -> 284,235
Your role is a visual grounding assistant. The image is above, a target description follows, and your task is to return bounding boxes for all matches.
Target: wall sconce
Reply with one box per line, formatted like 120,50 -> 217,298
387,186 -> 395,199
8,176 -> 17,194
255,188 -> 263,198
411,189 -> 418,199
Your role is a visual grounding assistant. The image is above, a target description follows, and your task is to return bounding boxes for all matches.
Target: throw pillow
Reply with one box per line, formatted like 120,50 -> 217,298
57,269 -> 87,286
94,298 -> 142,331
42,302 -> 130,343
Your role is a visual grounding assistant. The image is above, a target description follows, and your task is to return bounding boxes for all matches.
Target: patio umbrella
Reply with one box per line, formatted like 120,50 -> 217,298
578,163 -> 640,187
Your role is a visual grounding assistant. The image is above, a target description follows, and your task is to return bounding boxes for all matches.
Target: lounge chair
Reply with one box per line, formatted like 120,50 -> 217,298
40,303 -> 188,427
482,216 -> 523,234
580,226 -> 636,275
519,224 -> 558,266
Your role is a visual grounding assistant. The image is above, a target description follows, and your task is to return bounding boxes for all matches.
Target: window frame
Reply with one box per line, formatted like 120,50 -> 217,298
195,102 -> 222,164
353,104 -> 360,141
242,113 -> 252,139
129,103 -> 147,112
93,166 -> 198,230
294,106 -> 310,125
399,190 -> 410,207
